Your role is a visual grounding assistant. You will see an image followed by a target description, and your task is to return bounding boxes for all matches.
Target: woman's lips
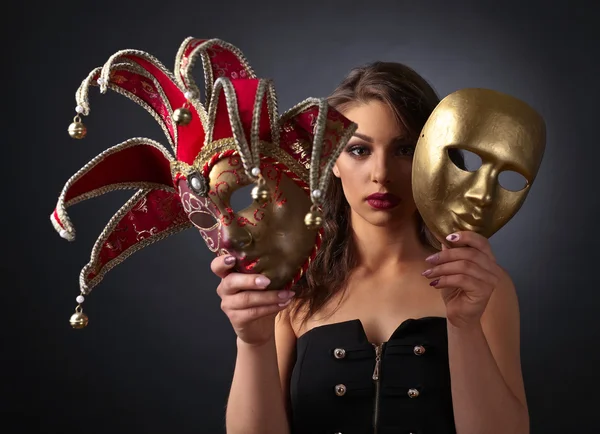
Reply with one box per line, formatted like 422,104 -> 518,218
366,192 -> 400,210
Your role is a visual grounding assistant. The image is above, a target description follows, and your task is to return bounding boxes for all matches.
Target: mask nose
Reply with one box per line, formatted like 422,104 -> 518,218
464,165 -> 496,208
222,224 -> 253,250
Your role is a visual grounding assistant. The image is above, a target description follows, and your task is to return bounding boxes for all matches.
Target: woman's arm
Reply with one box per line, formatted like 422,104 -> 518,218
225,309 -> 297,434
211,254 -> 297,434
423,231 -> 529,434
447,270 -> 529,434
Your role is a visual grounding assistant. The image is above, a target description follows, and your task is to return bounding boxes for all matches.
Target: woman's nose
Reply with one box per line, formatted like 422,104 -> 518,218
371,155 -> 392,185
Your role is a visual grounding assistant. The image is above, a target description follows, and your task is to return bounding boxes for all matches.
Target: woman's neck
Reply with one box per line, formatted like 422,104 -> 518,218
350,212 -> 433,274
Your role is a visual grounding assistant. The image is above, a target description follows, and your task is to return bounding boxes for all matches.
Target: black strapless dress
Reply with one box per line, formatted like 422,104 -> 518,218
289,317 -> 456,434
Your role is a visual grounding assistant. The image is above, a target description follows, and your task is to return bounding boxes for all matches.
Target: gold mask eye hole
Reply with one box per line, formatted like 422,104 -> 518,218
229,184 -> 257,213
448,148 -> 482,172
498,170 -> 529,192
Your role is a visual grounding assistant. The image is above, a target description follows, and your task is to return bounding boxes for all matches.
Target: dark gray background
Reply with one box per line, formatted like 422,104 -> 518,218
5,0 -> 599,433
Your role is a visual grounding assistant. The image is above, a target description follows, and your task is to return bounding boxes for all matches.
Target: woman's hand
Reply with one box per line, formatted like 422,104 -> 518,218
422,231 -> 502,328
212,255 -> 296,346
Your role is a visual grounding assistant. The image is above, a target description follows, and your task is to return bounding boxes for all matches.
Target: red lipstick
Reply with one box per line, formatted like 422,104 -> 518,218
366,193 -> 400,210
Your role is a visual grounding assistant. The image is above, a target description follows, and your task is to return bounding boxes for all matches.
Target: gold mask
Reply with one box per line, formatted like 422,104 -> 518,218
51,37 -> 357,328
179,154 -> 318,291
412,88 -> 546,244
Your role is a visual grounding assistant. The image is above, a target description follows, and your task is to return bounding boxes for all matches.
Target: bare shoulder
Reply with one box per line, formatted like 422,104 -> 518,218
284,299 -> 313,338
275,307 -> 298,346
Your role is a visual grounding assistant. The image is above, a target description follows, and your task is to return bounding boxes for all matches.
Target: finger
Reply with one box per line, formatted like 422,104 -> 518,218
218,273 -> 271,296
232,303 -> 291,323
211,254 -> 238,279
426,246 -> 498,274
223,289 -> 295,310
422,259 -> 493,284
444,231 -> 495,260
429,273 -> 494,296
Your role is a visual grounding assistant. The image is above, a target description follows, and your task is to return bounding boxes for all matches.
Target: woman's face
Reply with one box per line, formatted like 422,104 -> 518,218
333,100 -> 417,228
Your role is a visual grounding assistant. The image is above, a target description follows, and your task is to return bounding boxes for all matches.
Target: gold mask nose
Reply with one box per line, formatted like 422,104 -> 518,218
223,226 -> 253,250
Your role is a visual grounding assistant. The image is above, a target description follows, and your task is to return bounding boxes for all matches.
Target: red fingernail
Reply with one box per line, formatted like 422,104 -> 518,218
429,279 -> 440,287
224,256 -> 236,265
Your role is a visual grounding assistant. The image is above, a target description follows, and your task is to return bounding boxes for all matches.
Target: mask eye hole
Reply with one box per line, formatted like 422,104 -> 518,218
190,210 -> 219,231
448,148 -> 482,172
229,184 -> 256,213
499,170 -> 528,192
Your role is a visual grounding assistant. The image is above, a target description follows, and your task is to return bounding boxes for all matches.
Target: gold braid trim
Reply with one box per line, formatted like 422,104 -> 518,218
174,38 -> 257,108
65,183 -> 176,208
170,160 -> 196,180
320,119 -> 356,189
79,189 -> 192,294
75,63 -> 178,152
168,138 -> 310,186
280,97 -> 358,202
75,65 -> 103,115
280,97 -> 323,123
109,62 -> 178,153
55,138 -> 175,241
96,48 -> 209,134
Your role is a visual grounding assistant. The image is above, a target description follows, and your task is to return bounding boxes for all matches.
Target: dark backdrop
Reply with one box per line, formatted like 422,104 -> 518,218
4,0 -> 599,433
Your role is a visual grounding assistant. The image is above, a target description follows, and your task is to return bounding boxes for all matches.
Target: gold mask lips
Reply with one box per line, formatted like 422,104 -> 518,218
412,88 -> 546,245
51,37 -> 357,329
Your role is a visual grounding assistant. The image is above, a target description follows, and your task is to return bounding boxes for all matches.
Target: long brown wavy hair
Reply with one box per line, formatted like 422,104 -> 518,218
289,61 -> 464,326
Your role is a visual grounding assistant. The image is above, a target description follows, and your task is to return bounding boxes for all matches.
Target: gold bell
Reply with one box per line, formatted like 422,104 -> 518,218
251,183 -> 270,203
68,116 -> 87,139
69,306 -> 89,329
173,107 -> 192,126
304,208 -> 323,230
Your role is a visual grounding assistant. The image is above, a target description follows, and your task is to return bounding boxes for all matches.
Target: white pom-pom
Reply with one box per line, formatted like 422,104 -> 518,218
184,91 -> 194,100
251,167 -> 261,177
76,295 -> 85,304
312,189 -> 322,199
75,105 -> 84,114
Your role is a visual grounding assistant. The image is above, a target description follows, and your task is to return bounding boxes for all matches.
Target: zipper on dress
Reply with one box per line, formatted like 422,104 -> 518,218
372,343 -> 383,433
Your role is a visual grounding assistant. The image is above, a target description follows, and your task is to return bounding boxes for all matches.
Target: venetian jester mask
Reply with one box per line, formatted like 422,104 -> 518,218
52,37 -> 357,328
411,88 -> 546,245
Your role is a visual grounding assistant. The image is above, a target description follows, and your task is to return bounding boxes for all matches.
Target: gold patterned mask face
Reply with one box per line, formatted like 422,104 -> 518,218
179,155 -> 317,290
412,88 -> 546,243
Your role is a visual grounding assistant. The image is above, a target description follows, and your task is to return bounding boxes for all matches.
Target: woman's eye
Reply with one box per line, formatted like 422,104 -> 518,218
397,145 -> 415,157
347,145 -> 370,157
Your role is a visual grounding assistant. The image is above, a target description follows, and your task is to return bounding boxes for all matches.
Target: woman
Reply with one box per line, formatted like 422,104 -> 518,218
212,62 -> 529,434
